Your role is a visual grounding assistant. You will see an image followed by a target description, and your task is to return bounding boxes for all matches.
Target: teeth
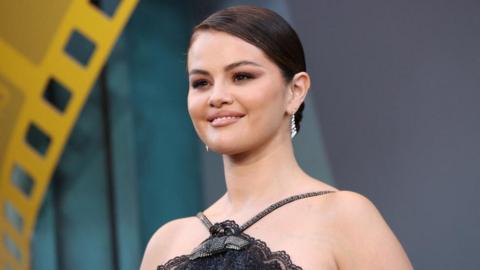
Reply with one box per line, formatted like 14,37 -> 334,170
213,116 -> 240,121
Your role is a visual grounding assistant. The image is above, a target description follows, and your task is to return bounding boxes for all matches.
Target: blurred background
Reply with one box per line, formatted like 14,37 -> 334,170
1,0 -> 479,269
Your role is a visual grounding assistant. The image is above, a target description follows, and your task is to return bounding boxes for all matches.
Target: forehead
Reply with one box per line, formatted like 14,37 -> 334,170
187,30 -> 271,70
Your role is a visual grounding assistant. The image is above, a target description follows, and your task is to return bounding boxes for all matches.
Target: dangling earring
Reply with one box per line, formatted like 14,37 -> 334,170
205,144 -> 209,151
290,113 -> 297,139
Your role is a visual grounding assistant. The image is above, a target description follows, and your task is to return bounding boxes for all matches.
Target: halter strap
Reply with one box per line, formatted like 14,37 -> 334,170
196,190 -> 335,234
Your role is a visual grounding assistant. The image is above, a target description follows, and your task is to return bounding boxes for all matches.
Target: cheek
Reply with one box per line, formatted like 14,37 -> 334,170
187,92 -> 207,131
187,93 -> 210,144
187,92 -> 202,118
245,80 -> 286,121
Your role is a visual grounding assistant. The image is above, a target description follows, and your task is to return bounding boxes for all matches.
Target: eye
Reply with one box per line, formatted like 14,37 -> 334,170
191,79 -> 209,89
233,72 -> 254,82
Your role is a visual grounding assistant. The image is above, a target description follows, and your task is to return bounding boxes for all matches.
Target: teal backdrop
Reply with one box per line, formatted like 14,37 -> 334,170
31,1 -> 203,269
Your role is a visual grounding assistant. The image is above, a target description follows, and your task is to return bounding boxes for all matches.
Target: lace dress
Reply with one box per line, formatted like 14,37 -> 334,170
157,190 -> 335,270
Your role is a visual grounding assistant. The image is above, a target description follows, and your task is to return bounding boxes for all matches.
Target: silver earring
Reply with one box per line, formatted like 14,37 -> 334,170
290,114 -> 297,139
205,144 -> 209,151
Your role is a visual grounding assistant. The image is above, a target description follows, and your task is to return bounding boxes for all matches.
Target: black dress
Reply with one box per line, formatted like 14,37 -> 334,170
157,190 -> 335,270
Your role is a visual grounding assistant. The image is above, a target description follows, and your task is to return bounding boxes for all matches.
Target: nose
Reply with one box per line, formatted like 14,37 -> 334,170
208,83 -> 234,108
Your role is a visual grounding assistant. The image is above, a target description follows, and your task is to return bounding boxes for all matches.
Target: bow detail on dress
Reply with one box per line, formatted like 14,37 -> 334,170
189,220 -> 251,260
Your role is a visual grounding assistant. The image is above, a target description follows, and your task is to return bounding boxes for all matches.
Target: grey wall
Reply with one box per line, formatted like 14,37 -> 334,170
288,0 -> 480,269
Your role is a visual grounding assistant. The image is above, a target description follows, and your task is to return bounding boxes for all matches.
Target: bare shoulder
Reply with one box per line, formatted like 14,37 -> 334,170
325,190 -> 413,270
140,216 -> 206,270
326,190 -> 379,216
323,190 -> 389,230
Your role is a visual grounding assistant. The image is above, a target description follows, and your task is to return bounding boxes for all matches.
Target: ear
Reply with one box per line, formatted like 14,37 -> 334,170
286,71 -> 311,114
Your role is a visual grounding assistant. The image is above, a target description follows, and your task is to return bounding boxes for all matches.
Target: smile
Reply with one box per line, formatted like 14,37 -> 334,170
207,110 -> 246,127
210,116 -> 243,127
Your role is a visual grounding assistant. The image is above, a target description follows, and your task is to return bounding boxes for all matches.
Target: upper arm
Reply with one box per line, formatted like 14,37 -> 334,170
331,191 -> 413,270
140,219 -> 179,270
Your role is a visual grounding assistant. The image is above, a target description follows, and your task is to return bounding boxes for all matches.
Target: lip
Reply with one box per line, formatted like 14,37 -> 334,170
207,110 -> 245,127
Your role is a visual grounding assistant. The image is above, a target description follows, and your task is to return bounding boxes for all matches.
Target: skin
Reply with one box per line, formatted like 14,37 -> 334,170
140,30 -> 413,270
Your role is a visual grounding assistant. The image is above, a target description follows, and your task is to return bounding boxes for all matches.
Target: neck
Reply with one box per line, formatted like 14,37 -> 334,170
221,133 -> 305,213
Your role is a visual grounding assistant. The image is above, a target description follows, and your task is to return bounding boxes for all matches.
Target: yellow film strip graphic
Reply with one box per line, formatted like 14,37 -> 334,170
0,1 -> 138,269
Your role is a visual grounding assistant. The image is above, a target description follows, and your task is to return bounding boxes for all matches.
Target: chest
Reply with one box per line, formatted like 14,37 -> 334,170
165,220 -> 338,270
245,220 -> 338,270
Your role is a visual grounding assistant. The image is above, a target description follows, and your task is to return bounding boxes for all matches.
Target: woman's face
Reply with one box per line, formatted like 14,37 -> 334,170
187,30 -> 291,155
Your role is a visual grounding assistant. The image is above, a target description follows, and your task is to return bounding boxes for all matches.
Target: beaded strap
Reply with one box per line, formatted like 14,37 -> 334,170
196,190 -> 335,233
196,212 -> 214,229
239,191 -> 334,232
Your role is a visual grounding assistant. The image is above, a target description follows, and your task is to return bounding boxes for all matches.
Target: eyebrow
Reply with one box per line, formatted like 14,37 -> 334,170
188,60 -> 263,76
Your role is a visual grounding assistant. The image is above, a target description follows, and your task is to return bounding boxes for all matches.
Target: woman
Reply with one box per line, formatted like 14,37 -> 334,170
141,5 -> 412,270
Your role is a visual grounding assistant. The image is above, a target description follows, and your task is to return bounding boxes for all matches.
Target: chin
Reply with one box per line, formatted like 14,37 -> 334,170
211,139 -> 271,157
208,142 -> 244,155
211,148 -> 237,155
203,130 -> 246,152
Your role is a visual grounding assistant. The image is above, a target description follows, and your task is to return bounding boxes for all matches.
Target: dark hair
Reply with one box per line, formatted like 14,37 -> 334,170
188,5 -> 306,133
